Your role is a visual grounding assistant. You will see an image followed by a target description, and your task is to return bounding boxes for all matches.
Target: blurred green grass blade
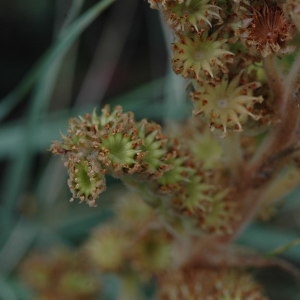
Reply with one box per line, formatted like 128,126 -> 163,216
238,222 -> 300,262
1,0 -> 116,233
110,76 -> 191,120
28,0 -> 115,120
0,219 -> 39,275
53,208 -> 113,240
0,275 -> 19,300
0,0 -> 114,122
270,238 -> 300,256
0,58 -> 45,122
0,77 -> 179,158
58,0 -> 85,37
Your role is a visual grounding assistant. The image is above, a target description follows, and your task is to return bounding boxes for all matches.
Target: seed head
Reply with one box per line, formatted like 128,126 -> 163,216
172,33 -> 234,79
237,0 -> 295,57
162,0 -> 222,32
191,73 -> 264,135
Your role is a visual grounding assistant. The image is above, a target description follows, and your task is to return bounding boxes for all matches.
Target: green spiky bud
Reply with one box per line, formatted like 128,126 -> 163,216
162,0 -> 222,32
172,33 -> 234,79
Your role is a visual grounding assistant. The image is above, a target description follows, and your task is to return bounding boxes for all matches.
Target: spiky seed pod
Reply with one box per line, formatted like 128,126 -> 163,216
138,120 -> 168,176
175,172 -> 213,213
95,106 -> 142,175
162,0 -> 222,32
157,153 -> 190,191
172,33 -> 234,79
100,132 -> 140,171
155,138 -> 215,221
157,267 -> 268,300
66,154 -> 106,207
97,105 -> 135,129
51,106 -> 144,205
191,73 -> 264,135
237,0 -> 295,57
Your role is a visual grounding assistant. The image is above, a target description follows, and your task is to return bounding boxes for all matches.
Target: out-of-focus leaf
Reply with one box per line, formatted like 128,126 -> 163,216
238,222 -> 300,263
0,220 -> 38,275
0,275 -> 19,300
0,77 -> 192,159
0,0 -> 87,122
1,0 -> 116,232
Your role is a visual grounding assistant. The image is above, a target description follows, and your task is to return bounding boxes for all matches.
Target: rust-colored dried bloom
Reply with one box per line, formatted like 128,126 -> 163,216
191,73 -> 263,134
237,0 -> 295,57
172,33 -> 234,79
162,0 -> 222,32
158,267 -> 268,300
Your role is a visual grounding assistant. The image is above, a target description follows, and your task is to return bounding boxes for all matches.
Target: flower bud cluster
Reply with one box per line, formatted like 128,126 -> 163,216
84,193 -> 173,276
20,193 -> 269,299
148,0 -> 296,135
52,106 -> 238,235
166,119 -> 241,235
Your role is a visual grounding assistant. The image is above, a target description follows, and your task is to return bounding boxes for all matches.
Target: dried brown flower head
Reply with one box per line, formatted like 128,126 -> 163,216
238,0 -> 295,57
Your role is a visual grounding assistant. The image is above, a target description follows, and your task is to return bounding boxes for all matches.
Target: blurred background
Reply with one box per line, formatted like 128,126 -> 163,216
0,0 -> 170,298
0,0 -> 300,299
